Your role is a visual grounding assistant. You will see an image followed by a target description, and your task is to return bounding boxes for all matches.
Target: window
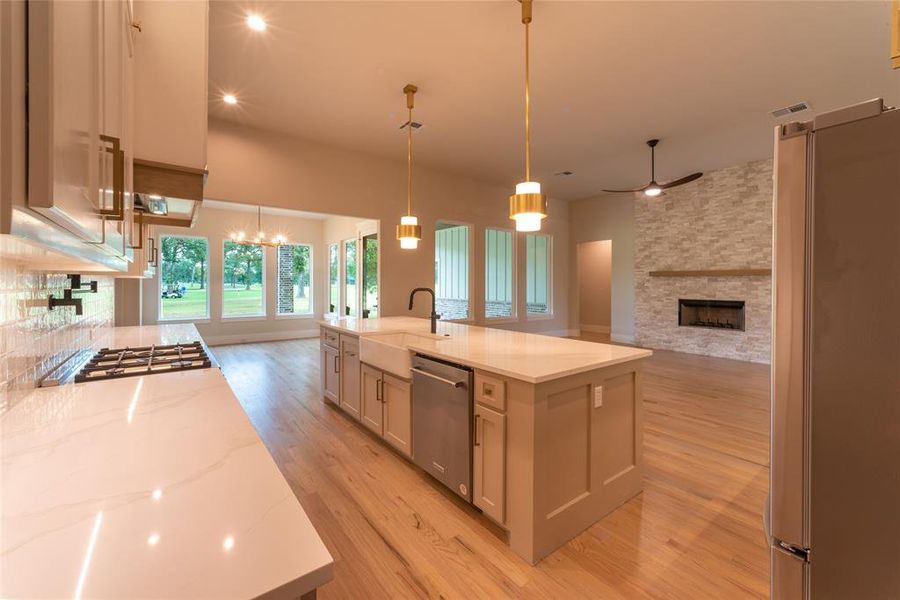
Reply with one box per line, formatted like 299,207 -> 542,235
276,244 -> 312,316
526,233 -> 552,315
328,243 -> 339,314
343,239 -> 357,316
362,234 -> 378,318
434,222 -> 470,320
223,241 -> 265,318
159,235 -> 209,320
485,228 -> 514,319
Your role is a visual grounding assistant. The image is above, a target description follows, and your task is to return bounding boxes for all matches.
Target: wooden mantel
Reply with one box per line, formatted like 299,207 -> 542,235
649,269 -> 772,278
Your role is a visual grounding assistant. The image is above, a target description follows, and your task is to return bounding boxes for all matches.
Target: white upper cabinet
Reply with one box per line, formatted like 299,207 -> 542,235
133,0 -> 208,170
22,0 -> 137,269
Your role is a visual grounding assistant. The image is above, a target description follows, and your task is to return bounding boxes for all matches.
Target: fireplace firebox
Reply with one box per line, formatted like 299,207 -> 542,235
678,299 -> 745,331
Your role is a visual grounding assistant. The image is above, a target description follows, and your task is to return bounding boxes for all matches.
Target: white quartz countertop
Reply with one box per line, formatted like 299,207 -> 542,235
1,325 -> 333,599
320,316 -> 651,383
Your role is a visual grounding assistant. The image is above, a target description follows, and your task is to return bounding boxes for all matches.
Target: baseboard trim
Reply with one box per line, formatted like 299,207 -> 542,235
580,324 -> 611,334
611,333 -> 636,344
204,329 -> 319,346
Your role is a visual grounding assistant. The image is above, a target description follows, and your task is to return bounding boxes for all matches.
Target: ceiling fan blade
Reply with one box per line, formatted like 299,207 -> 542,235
659,172 -> 703,189
601,185 -> 648,194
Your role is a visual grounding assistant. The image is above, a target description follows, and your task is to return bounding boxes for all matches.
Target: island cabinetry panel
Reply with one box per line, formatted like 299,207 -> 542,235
473,402 -> 506,524
506,359 -> 645,564
339,336 -> 361,420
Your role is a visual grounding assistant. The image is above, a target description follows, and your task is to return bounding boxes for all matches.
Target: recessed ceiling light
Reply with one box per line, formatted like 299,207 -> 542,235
246,14 -> 266,32
223,94 -> 238,105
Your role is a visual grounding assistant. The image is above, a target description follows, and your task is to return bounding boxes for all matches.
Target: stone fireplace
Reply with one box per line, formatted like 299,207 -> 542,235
634,159 -> 773,363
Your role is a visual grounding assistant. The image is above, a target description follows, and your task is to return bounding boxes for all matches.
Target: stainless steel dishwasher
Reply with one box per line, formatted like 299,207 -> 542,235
411,354 -> 474,502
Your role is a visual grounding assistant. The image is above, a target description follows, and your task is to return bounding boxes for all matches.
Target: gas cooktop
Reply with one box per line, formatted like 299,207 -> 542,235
74,342 -> 213,383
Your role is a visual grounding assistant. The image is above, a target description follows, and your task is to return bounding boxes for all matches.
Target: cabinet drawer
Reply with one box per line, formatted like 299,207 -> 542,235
321,328 -> 339,348
475,372 -> 506,412
340,334 -> 359,354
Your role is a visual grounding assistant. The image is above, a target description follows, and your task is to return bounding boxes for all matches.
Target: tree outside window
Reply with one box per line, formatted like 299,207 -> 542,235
159,236 -> 209,320
223,241 -> 265,317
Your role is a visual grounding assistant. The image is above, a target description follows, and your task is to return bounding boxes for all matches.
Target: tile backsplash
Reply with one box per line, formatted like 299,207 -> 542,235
0,265 -> 114,413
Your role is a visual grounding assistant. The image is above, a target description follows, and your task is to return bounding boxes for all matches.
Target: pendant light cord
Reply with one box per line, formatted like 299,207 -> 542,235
524,20 -> 531,182
407,104 -> 413,217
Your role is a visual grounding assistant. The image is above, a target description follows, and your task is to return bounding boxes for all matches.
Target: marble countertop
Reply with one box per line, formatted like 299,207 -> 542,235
320,316 -> 652,383
1,325 -> 333,599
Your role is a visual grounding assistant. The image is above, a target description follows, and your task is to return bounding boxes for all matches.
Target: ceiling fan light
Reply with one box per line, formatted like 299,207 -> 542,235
644,186 -> 662,197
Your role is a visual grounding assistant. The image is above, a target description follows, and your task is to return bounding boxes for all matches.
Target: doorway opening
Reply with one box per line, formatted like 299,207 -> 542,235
577,240 -> 612,342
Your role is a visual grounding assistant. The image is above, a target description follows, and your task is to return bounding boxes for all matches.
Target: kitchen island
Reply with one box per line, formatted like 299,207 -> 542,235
320,316 -> 652,564
1,324 -> 333,600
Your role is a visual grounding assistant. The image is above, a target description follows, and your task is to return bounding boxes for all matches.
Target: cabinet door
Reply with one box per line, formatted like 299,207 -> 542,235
27,0 -> 105,243
340,340 -> 361,420
361,365 -> 384,435
321,345 -> 340,403
474,404 -> 506,524
382,374 -> 412,457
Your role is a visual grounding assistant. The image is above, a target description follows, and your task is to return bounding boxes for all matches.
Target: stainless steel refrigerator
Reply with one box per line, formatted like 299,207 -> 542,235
768,98 -> 900,599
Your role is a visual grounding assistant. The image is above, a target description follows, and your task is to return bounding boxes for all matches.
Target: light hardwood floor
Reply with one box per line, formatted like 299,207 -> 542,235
212,339 -> 771,599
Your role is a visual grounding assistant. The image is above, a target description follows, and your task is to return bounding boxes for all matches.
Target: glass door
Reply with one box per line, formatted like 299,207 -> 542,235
362,233 -> 378,318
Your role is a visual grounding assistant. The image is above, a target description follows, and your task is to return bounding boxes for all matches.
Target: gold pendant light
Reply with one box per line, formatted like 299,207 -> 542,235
397,84 -> 422,249
230,204 -> 287,248
509,0 -> 547,232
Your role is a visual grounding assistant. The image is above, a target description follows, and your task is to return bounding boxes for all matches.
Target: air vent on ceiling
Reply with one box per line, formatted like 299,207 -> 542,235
554,170 -> 574,176
771,101 -> 811,118
399,121 -> 423,130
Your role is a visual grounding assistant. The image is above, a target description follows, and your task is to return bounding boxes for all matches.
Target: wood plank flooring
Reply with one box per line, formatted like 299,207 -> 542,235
212,339 -> 771,599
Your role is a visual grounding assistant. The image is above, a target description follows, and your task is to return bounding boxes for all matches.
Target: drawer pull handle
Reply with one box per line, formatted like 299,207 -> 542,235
474,413 -> 481,446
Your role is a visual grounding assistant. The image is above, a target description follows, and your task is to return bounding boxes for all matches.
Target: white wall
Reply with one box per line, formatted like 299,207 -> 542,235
203,119 -> 572,336
142,206 -> 326,345
568,195 -> 636,343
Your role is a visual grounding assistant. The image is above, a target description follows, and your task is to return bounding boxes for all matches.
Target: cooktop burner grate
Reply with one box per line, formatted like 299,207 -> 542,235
74,342 -> 213,383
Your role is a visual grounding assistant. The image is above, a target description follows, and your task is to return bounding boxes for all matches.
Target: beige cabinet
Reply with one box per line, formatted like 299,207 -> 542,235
359,364 -> 412,458
321,344 -> 340,404
339,336 -> 361,420
361,364 -> 384,435
382,373 -> 412,457
474,402 -> 506,524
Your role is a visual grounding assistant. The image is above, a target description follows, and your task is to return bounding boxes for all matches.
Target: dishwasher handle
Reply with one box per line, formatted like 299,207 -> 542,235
411,367 -> 466,388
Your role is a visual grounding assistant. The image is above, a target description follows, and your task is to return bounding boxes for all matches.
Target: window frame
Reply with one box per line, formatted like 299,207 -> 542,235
342,237 -> 359,318
525,233 -> 554,320
483,226 -> 517,322
434,219 -> 475,323
325,242 -> 340,316
275,243 -> 315,319
157,234 -> 211,323
221,238 -> 267,321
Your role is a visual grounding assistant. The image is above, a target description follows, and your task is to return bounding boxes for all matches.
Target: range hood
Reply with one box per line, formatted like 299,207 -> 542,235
133,159 -> 207,227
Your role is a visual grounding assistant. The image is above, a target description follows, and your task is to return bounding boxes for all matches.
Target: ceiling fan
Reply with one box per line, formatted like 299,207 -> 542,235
602,139 -> 703,197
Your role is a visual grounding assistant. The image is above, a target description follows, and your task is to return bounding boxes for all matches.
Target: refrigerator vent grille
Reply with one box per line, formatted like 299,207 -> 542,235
771,102 -> 811,118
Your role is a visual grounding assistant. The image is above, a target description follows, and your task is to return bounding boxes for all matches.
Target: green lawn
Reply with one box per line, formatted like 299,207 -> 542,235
160,287 -> 208,319
222,285 -> 264,317
161,284 -> 313,319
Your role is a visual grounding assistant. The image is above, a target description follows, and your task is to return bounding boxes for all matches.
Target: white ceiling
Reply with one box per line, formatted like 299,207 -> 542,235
209,1 -> 899,200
